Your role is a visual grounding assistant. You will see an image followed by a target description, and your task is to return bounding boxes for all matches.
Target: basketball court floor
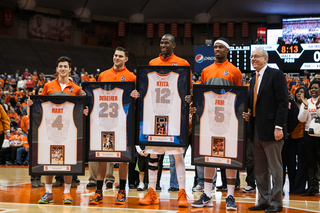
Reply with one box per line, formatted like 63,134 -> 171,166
0,166 -> 319,213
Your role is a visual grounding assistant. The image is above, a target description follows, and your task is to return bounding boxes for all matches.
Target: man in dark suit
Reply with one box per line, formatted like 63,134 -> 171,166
243,48 -> 288,212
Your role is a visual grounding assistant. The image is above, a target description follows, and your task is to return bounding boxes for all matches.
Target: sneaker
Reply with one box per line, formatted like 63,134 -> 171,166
116,184 -> 120,189
191,193 -> 213,208
36,179 -> 44,187
168,187 -> 179,191
62,193 -> 73,204
192,185 -> 204,192
31,180 -> 38,187
178,189 -> 188,207
86,182 -> 96,187
156,184 -> 162,190
71,181 -> 77,188
216,185 -> 227,191
89,191 -> 103,205
115,190 -> 126,205
139,187 -> 160,205
38,191 -> 53,204
235,185 -> 240,191
129,184 -> 136,189
226,195 -> 237,211
137,182 -> 145,191
106,181 -> 113,189
52,180 -> 63,187
242,185 -> 256,193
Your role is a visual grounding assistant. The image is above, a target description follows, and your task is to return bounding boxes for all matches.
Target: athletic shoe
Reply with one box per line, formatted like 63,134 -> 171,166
115,190 -> 126,205
38,191 -> 53,204
86,182 -> 96,187
226,195 -> 237,211
52,180 -> 63,187
178,189 -> 188,207
89,191 -> 103,205
129,184 -> 136,189
106,181 -> 113,189
156,184 -> 162,190
242,185 -> 256,193
71,181 -> 77,188
36,179 -> 44,187
31,180 -> 38,187
138,187 -> 160,205
216,185 -> 227,191
137,182 -> 145,191
168,187 -> 179,191
62,193 -> 73,204
235,185 -> 240,191
191,193 -> 213,208
192,185 -> 204,192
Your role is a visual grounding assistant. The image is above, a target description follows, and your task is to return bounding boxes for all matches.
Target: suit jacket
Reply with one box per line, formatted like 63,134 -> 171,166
249,66 -> 288,142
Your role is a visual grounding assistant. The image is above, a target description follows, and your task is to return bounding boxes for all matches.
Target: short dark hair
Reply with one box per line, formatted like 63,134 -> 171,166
294,86 -> 310,102
163,34 -> 175,44
56,56 -> 72,68
115,47 -> 129,58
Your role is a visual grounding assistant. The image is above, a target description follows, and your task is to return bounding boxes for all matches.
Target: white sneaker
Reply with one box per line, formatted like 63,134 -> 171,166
242,185 -> 256,193
137,182 -> 145,191
192,185 -> 204,192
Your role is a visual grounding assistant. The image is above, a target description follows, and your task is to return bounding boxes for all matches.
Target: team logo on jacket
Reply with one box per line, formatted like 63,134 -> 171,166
224,70 -> 229,76
172,63 -> 177,66
69,88 -> 73,93
121,76 -> 126,82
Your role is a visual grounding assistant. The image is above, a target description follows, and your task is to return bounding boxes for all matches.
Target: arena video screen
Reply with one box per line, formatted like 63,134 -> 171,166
282,17 -> 320,44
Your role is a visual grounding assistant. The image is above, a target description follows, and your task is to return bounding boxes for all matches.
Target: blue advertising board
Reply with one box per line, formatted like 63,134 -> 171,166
194,46 -> 215,72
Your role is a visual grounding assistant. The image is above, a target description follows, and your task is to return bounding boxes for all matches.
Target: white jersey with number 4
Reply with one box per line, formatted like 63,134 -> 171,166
38,101 -> 77,164
200,91 -> 238,158
90,88 -> 126,151
143,72 -> 181,135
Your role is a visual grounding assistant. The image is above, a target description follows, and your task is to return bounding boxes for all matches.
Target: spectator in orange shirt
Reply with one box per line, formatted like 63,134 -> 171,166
81,72 -> 90,82
302,75 -> 310,88
20,114 -> 29,136
32,71 -> 39,87
0,127 -> 26,165
8,108 -> 19,121
0,78 -> 4,89
16,127 -> 30,165
291,79 -> 303,95
89,74 -> 96,82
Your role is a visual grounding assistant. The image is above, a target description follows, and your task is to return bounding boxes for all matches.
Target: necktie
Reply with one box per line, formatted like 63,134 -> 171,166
253,72 -> 260,117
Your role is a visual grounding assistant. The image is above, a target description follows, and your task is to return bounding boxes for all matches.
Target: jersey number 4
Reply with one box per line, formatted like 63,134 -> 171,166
52,115 -> 63,130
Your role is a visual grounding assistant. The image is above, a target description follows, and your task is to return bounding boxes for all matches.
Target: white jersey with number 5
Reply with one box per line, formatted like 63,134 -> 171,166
90,88 -> 126,151
143,72 -> 181,135
200,91 -> 238,158
38,101 -> 77,164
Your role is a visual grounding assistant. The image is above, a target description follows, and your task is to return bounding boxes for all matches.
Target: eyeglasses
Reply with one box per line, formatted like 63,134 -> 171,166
250,55 -> 265,59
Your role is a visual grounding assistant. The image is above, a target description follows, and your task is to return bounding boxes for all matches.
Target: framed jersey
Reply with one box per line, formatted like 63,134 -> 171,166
29,96 -> 86,175
83,82 -> 135,162
192,85 -> 248,169
136,66 -> 190,147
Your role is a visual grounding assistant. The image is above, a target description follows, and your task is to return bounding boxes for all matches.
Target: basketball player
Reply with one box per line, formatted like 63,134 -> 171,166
191,38 -> 242,210
138,34 -> 190,207
31,56 -> 89,204
89,47 -> 139,205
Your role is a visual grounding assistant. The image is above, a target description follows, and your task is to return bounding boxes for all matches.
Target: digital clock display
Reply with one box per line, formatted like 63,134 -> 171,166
251,44 -> 320,71
277,44 -> 302,54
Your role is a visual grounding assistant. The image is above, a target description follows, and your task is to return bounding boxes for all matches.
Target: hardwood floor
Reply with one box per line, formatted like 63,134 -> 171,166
0,165 -> 319,213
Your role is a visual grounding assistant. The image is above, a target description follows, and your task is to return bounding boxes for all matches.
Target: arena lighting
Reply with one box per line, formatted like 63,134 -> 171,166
17,0 -> 36,10
74,7 -> 91,19
129,13 -> 145,23
194,13 -> 211,23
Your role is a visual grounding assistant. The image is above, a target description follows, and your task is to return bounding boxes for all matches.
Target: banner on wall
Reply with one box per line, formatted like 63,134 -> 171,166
29,14 -> 71,43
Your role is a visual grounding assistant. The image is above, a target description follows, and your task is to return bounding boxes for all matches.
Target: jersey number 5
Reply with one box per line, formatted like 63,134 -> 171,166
215,107 -> 224,122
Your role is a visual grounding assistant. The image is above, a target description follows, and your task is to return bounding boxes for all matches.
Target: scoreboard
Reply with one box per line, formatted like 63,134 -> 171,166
251,44 -> 320,71
228,45 -> 251,72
